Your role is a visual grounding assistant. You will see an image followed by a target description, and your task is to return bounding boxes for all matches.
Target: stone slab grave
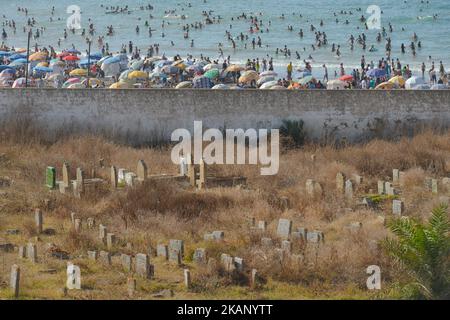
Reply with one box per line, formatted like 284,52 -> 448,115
392,200 -> 405,216
277,218 -> 292,240
193,248 -> 207,264
135,253 -> 154,279
306,179 -> 323,197
306,230 -> 325,243
168,239 -> 184,264
48,163 -> 105,196
204,231 -> 224,241
156,244 -> 169,260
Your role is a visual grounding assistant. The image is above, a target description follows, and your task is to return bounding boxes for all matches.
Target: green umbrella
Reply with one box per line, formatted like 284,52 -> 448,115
204,68 -> 220,79
298,75 -> 314,85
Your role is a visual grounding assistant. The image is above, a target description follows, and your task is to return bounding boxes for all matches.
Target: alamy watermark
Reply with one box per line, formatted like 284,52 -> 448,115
171,121 -> 279,176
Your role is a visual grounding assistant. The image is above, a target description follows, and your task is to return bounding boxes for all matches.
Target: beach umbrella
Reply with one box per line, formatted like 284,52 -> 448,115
109,82 -> 131,89
89,52 -> 103,60
145,56 -> 163,64
69,68 -> 88,77
326,79 -> 347,90
192,76 -> 214,89
366,68 -> 386,78
56,51 -> 71,58
66,48 -> 81,55
270,85 -> 286,90
161,65 -> 179,74
149,71 -> 167,80
172,60 -> 185,67
260,71 -> 278,77
12,77 -> 30,88
212,84 -> 228,90
339,75 -> 353,82
8,53 -> 27,61
8,58 -> 27,67
388,76 -> 405,87
0,51 -> 12,57
260,80 -> 278,89
186,64 -> 203,73
128,70 -> 148,80
79,59 -> 99,67
175,81 -> 193,89
405,76 -> 425,89
101,61 -> 120,76
130,60 -> 144,71
431,84 -> 448,90
0,65 -> 15,71
239,70 -> 259,83
257,76 -> 275,86
68,83 -> 85,89
204,68 -> 220,79
36,62 -> 49,67
226,65 -> 244,73
63,55 -> 80,61
0,68 -> 16,78
46,74 -> 64,82
29,51 -> 48,61
81,78 -> 102,88
375,82 -> 394,90
63,78 -> 81,88
203,63 -> 220,72
119,70 -> 132,81
156,60 -> 171,68
298,75 -> 314,85
33,66 -> 53,73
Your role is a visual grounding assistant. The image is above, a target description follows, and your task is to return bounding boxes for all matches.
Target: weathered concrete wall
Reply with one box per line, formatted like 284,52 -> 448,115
0,89 -> 449,144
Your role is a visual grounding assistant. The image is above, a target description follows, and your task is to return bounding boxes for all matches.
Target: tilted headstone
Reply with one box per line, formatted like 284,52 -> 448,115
193,248 -> 207,264
336,172 -> 346,193
99,251 -> 111,265
345,180 -> 353,199
110,166 -> 118,189
184,269 -> 191,289
66,263 -> 81,290
27,243 -> 37,263
62,162 -> 70,187
137,160 -> 148,181
10,264 -> 20,298
35,209 -> 43,234
135,253 -> 153,279
46,166 -> 56,189
121,254 -> 132,272
156,244 -> 168,260
392,200 -> 404,216
106,233 -> 116,249
276,218 -> 292,239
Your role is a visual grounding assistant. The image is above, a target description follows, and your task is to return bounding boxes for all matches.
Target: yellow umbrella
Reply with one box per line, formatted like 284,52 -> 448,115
69,68 -> 88,77
375,82 -> 394,90
388,75 -> 405,87
128,70 -> 148,80
226,65 -> 244,72
37,62 -> 49,67
239,71 -> 259,83
109,82 -> 131,89
29,51 -> 48,61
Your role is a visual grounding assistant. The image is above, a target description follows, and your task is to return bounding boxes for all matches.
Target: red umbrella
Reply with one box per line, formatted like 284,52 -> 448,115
56,52 -> 70,58
63,55 -> 80,61
339,75 -> 353,82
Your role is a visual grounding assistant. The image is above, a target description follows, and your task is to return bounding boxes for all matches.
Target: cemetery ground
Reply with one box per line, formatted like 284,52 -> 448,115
0,130 -> 449,300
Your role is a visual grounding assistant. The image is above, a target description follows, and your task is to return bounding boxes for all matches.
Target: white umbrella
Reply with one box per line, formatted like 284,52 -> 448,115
260,80 -> 278,89
326,79 -> 346,90
260,71 -> 278,77
212,84 -> 228,90
405,76 -> 425,89
257,76 -> 275,86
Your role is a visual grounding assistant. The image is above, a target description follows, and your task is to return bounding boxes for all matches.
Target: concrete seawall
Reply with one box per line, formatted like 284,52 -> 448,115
1,89 -> 449,144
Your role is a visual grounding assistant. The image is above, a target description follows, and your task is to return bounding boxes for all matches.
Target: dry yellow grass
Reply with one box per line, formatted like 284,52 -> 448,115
0,130 -> 449,300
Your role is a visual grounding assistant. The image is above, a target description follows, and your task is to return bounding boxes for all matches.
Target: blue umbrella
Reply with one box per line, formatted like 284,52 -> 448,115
33,66 -> 53,73
193,76 -> 214,89
79,59 -> 99,67
89,52 -> 103,60
8,53 -> 27,61
366,68 -> 386,78
9,58 -> 28,67
0,68 -> 16,75
103,56 -> 121,65
0,65 -> 15,71
66,48 -> 81,55
0,51 -> 12,57
156,60 -> 171,68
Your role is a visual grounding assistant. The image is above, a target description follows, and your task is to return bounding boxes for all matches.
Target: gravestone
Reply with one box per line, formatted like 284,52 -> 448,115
74,218 -> 82,233
393,169 -> 400,184
385,182 -> 394,196
431,179 -> 438,194
87,218 -> 95,229
251,269 -> 258,288
156,244 -> 168,260
353,174 -> 363,185
106,233 -> 116,250
121,254 -> 132,272
70,212 -> 76,225
99,225 -> 107,243
377,181 -> 385,195
276,219 -> 292,239
137,160 -> 148,181
261,237 -> 273,247
35,209 -> 43,234
392,200 -> 404,216
281,240 -> 292,255
345,180 -> 353,199
18,246 -> 26,258
220,253 -> 235,272
257,221 -> 267,231
62,162 -> 70,187
125,172 -> 137,187
336,172 -> 345,193
399,171 -> 406,186
27,243 -> 37,263
110,166 -> 118,189
135,253 -> 153,279
306,179 -> 322,197
76,168 -> 84,194
168,248 -> 182,265
193,248 -> 207,264
87,250 -> 98,261
306,231 -> 324,243
212,231 -> 225,241
184,269 -> 191,289
10,265 -> 20,298
99,251 -> 111,265
46,166 -> 56,189
234,257 -> 244,272
66,263 -> 81,290
169,239 -> 184,257
127,277 -> 136,297
118,169 -> 128,184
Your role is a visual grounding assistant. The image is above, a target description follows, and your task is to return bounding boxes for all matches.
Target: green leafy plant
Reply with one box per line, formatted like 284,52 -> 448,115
384,204 -> 450,299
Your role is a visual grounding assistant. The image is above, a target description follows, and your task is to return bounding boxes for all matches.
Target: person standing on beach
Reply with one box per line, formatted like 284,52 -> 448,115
322,64 -> 328,82
287,62 -> 293,80
421,62 -> 426,79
